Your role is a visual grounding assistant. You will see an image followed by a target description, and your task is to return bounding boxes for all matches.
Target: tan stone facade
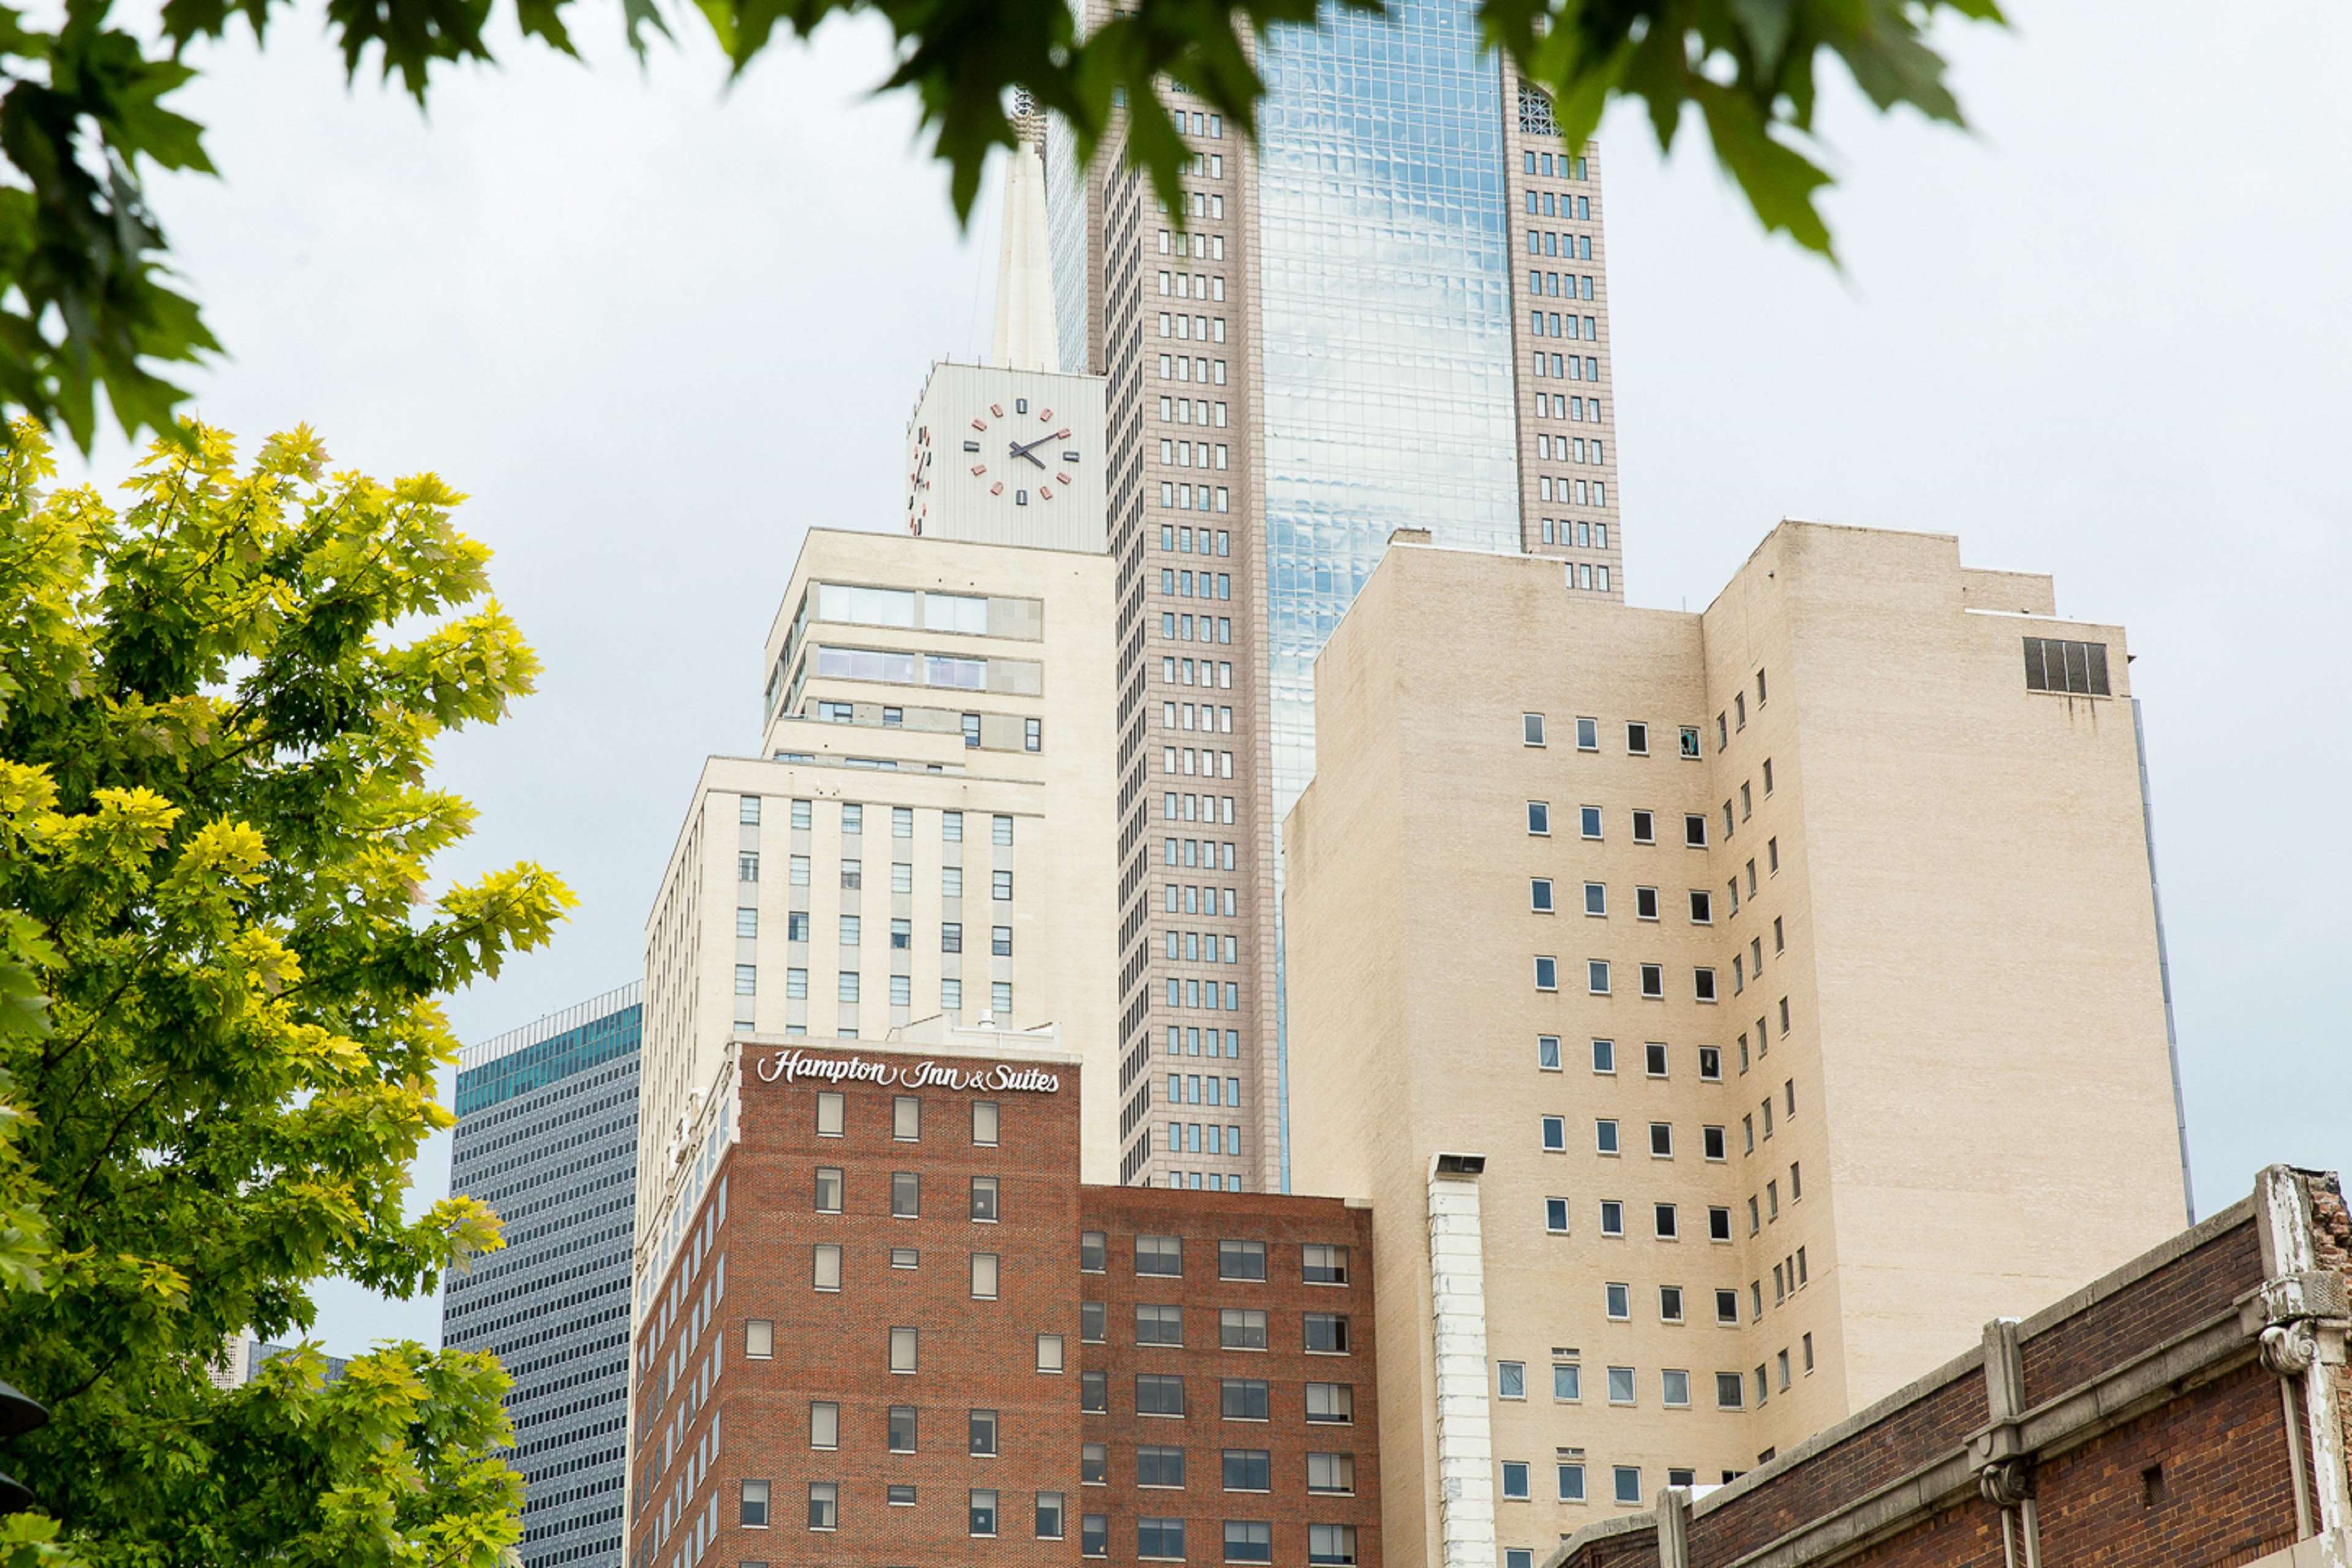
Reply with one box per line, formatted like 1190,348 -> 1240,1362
636,528 -> 1120,1277
1284,522 -> 2191,1568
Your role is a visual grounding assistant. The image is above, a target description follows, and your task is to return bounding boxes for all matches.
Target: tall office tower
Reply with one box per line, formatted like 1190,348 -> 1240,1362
1283,523 -> 2194,1568
443,986 -> 643,1568
1042,0 -> 1622,1191
636,526 -> 1120,1289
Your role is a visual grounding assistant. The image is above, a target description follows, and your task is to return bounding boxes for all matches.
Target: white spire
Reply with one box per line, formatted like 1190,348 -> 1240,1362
990,99 -> 1058,374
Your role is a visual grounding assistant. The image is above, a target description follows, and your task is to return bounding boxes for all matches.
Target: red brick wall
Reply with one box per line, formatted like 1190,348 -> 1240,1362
632,1046 -> 1087,1568
2018,1221 -> 2262,1408
1078,1188 -> 1382,1568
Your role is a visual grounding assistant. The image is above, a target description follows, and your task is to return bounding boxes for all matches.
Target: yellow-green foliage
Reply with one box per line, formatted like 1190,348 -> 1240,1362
0,420 -> 572,1566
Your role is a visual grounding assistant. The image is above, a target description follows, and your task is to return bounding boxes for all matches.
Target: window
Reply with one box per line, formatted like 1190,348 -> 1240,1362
747,1319 -> 775,1357
1631,809 -> 1655,843
1528,801 -> 1551,835
1615,1466 -> 1643,1506
809,1400 -> 838,1448
1580,805 -> 1604,839
971,1175 -> 1001,1221
1545,1197 -> 1570,1233
1080,1231 -> 1107,1272
1684,814 -> 1708,847
1804,1331 -> 1815,1371
1225,1521 -> 1274,1562
1556,1463 -> 1587,1504
1635,886 -> 1659,920
1224,1449 -> 1273,1491
970,1490 -> 1000,1538
804,1481 -> 838,1532
1308,1525 -> 1359,1567
1655,1203 -> 1679,1239
1591,1038 -> 1616,1072
1583,882 -> 1606,916
1626,721 -> 1649,754
1689,889 -> 1713,924
1716,1372 -> 1745,1409
1137,1235 -> 1183,1275
2022,636 -> 2112,695
1779,1349 -> 1792,1390
1599,1200 -> 1624,1236
1716,1288 -> 1739,1324
1306,1452 -> 1355,1494
1534,956 -> 1558,991
1695,967 -> 1719,1003
1605,1281 -> 1630,1319
1791,1160 -> 1803,1199
1523,713 -> 1547,746
1703,1125 -> 1727,1160
1531,877 -> 1555,913
1139,1519 -> 1186,1561
1662,1369 -> 1692,1408
888,1404 -> 918,1452
1038,1493 -> 1066,1540
1497,1360 -> 1526,1399
1305,1383 -> 1354,1423
891,1171 -> 920,1218
890,1326 -> 918,1372
1539,1035 -> 1563,1071
1588,960 -> 1611,994
1698,1046 -> 1722,1080
1137,1445 -> 1186,1488
1607,1366 -> 1636,1405
1138,1303 -> 1186,1345
972,1253 -> 1000,1298
894,1095 -> 921,1140
741,1479 -> 771,1528
1553,1361 -> 1583,1401
1222,1378 -> 1270,1420
1137,1374 -> 1188,1417
1081,1443 -> 1109,1485
1303,1245 -> 1349,1284
1640,964 -> 1663,998
1709,1207 -> 1732,1243
1649,1122 -> 1673,1158
1083,1515 -> 1110,1557
1219,1239 -> 1267,1280
1593,1118 -> 1618,1155
1305,1313 -> 1350,1354
1501,1461 -> 1531,1501
973,1099 -> 1000,1145
1575,717 -> 1599,750
814,1167 -> 844,1213
1660,1286 -> 1685,1322
813,1243 -> 841,1290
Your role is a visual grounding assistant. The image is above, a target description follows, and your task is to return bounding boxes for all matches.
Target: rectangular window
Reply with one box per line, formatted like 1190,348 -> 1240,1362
1684,813 -> 1708,847
1137,1303 -> 1186,1346
1308,1525 -> 1358,1567
1539,1035 -> 1563,1071
1588,960 -> 1611,994
1599,1200 -> 1624,1236
1534,956 -> 1558,991
1218,1239 -> 1267,1280
1305,1383 -> 1354,1423
815,1091 -> 844,1136
1306,1453 -> 1355,1494
812,1244 -> 841,1291
971,1174 -> 1001,1221
1137,1235 -> 1183,1276
889,1326 -> 917,1372
888,1404 -> 917,1452
1591,1037 -> 1616,1072
809,1398 -> 837,1447
1303,1244 -> 1349,1285
1083,1514 -> 1109,1557
1545,1196 -> 1570,1233
1594,1118 -> 1618,1155
1220,1307 -> 1268,1350
891,1171 -> 919,1218
1614,1466 -> 1643,1506
972,1252 -> 1000,1299
1716,1371 -> 1745,1409
1137,1374 -> 1187,1417
970,1489 -> 999,1538
1139,1518 -> 1186,1561
1080,1231 -> 1107,1272
1501,1461 -> 1530,1501
1222,1378 -> 1270,1420
893,1095 -> 921,1140
814,1167 -> 844,1213
1224,1521 -> 1273,1563
973,1100 -> 1000,1145
2022,636 -> 2112,695
747,1319 -> 776,1358
1662,1369 -> 1691,1408
1607,1366 -> 1636,1405
1497,1360 -> 1526,1400
1523,712 -> 1547,746
741,1479 -> 771,1528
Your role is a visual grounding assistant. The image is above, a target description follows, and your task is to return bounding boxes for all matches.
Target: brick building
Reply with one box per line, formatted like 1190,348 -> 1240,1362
1544,1165 -> 2351,1568
626,1023 -> 1379,1568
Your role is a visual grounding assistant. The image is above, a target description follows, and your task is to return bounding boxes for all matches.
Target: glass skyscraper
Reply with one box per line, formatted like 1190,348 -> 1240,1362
1047,0 -> 1623,1189
442,985 -> 642,1568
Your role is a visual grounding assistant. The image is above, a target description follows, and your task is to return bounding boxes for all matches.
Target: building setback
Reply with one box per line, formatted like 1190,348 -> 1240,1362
1043,0 -> 1628,1191
1283,522 -> 2195,1568
444,985 -> 644,1568
1550,1164 -> 2352,1568
625,1028 -> 1381,1568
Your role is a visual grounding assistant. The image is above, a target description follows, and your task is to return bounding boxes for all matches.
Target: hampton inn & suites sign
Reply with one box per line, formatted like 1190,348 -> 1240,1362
754,1047 -> 1062,1095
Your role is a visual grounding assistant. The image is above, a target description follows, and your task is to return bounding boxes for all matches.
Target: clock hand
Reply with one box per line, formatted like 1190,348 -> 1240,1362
1008,435 -> 1049,468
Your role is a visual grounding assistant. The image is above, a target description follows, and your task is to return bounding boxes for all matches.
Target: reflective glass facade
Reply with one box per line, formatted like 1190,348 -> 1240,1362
1257,0 -> 1521,817
443,987 -> 641,1568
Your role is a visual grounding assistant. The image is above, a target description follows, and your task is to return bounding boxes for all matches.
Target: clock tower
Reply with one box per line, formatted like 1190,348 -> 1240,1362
903,104 -> 1109,554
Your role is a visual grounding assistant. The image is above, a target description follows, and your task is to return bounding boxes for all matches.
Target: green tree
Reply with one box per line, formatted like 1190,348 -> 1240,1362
0,418 -> 570,1566
0,0 -> 1999,450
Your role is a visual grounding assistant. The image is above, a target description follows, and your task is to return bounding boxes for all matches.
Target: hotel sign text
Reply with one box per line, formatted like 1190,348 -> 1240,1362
756,1047 -> 1061,1095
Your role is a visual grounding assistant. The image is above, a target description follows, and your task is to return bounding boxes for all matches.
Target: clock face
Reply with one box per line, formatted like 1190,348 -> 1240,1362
961,395 -> 1083,503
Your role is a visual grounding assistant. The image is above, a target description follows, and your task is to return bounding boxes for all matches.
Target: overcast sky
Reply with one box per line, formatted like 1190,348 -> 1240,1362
75,0 -> 2350,1356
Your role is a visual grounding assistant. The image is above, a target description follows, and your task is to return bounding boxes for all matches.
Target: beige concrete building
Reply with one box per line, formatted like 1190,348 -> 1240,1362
1042,10 -> 1627,1191
636,528 -> 1120,1285
1283,522 -> 2192,1568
